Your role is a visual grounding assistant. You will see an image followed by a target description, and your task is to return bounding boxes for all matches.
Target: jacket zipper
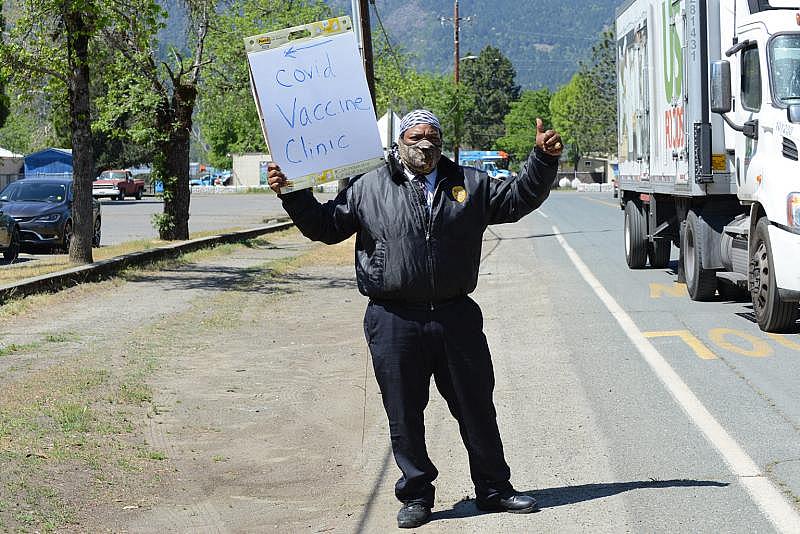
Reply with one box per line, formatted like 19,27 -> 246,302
406,176 -> 439,310
425,179 -> 447,311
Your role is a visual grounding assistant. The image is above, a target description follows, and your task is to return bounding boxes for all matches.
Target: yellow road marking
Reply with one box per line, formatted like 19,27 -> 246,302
766,333 -> 800,352
583,197 -> 619,208
644,330 -> 718,360
650,282 -> 687,298
709,328 -> 773,358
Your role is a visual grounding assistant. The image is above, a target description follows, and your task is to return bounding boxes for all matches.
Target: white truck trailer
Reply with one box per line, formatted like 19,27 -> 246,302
616,0 -> 800,332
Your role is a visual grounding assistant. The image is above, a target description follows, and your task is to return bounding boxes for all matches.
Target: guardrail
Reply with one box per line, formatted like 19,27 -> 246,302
0,220 -> 294,304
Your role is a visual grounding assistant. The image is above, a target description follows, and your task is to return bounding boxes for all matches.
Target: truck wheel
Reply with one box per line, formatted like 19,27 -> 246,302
682,210 -> 717,301
648,240 -> 671,268
118,189 -> 125,201
624,200 -> 647,269
750,218 -> 799,332
135,188 -> 142,200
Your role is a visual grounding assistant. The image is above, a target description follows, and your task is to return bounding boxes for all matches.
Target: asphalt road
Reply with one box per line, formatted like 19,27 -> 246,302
462,190 -> 800,532
95,193 -> 302,245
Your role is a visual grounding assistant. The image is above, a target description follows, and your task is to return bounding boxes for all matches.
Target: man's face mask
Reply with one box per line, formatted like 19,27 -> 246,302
398,137 -> 442,175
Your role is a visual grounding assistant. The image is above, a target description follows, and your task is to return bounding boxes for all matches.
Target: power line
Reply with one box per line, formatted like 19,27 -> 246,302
369,0 -> 404,74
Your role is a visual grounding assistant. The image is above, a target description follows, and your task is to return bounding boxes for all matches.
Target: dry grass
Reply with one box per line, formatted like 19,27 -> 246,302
0,226 -> 268,285
0,230 -> 350,531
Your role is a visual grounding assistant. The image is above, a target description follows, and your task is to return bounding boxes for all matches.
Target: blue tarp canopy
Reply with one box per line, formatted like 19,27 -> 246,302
24,148 -> 73,178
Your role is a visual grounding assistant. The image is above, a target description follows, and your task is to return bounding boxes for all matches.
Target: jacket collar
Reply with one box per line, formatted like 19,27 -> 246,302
388,152 -> 464,187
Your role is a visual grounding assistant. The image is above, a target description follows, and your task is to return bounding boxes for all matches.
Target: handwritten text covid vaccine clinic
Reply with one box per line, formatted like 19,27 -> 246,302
248,31 -> 383,178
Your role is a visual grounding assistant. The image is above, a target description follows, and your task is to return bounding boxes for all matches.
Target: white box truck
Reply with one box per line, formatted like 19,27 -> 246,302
616,0 -> 800,332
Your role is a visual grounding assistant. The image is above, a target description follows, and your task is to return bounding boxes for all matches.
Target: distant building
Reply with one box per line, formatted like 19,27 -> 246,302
24,148 -> 73,179
231,153 -> 272,187
0,147 -> 23,190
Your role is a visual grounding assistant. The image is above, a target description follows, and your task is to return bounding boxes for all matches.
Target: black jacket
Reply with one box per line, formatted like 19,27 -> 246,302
280,147 -> 558,306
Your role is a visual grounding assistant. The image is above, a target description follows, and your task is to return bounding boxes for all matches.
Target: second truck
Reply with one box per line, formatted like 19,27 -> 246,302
616,0 -> 800,332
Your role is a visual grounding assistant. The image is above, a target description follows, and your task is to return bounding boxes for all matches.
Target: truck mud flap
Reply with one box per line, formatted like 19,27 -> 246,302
694,212 -> 729,271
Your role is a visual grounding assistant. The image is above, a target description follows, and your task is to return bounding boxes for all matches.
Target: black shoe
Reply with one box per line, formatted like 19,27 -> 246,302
476,490 -> 539,514
397,502 -> 432,528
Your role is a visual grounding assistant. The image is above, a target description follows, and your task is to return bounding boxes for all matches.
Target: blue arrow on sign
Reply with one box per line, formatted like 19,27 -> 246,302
284,39 -> 334,59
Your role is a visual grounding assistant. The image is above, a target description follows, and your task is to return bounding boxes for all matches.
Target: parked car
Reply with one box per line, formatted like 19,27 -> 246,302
93,169 -> 145,200
0,177 -> 101,251
0,206 -> 20,262
189,175 -> 214,186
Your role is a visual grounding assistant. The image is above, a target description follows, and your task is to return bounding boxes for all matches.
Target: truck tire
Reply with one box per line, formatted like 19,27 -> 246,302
118,189 -> 125,201
682,210 -> 717,301
135,188 -> 142,200
648,240 -> 671,268
750,218 -> 799,332
624,200 -> 647,269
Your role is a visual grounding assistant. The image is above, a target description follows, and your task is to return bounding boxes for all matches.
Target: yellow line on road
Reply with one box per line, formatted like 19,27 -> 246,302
644,330 -> 718,360
650,282 -> 687,298
710,328 -> 773,358
767,333 -> 800,352
583,197 -> 620,208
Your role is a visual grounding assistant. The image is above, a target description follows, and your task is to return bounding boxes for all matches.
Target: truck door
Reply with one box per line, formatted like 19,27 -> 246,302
734,39 -> 762,200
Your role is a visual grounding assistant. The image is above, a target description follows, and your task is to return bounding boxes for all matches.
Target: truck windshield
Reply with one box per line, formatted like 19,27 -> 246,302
770,34 -> 800,105
98,171 -> 127,180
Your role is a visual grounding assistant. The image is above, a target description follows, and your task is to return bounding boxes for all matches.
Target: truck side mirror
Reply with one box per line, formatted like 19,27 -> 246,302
788,104 -> 800,124
710,60 -> 732,114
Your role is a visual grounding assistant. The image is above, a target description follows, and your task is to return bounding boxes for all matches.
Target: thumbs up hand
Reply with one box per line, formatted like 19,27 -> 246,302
536,118 -> 563,157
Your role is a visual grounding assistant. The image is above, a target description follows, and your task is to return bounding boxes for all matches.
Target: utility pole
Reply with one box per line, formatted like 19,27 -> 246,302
341,0 -> 377,192
453,0 -> 460,164
441,1 -> 472,164
453,0 -> 460,85
358,0 -> 377,111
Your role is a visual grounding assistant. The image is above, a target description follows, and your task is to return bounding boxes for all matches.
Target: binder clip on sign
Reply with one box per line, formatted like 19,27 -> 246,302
245,17 -> 385,193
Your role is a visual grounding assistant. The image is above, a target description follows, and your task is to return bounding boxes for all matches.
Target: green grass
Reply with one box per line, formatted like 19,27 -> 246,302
117,381 -> 152,405
44,332 -> 79,343
55,404 -> 92,433
0,342 -> 42,357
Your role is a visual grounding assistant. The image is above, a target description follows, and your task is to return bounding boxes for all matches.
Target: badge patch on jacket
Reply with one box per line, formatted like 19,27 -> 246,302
451,186 -> 467,203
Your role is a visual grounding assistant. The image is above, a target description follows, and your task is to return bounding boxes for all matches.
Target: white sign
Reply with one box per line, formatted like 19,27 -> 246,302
246,20 -> 384,193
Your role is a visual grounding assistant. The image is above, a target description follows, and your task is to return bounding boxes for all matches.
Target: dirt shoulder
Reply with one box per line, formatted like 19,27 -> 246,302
0,229 -> 386,532
0,223 -> 634,533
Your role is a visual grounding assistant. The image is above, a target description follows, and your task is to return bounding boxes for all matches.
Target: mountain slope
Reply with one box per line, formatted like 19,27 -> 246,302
328,0 -> 619,89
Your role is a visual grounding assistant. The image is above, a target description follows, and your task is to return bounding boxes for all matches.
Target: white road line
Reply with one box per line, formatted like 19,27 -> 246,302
551,225 -> 800,533
537,210 -> 550,219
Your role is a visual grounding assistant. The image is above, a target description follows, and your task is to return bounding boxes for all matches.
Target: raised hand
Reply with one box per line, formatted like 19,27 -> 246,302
536,118 -> 563,157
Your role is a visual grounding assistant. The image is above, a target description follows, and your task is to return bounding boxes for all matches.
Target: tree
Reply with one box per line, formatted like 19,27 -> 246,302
372,36 -> 477,154
99,0 -> 213,240
495,88 -> 552,165
459,46 -> 520,149
549,30 -> 617,162
200,0 -> 333,169
0,0 -> 103,263
0,1 -> 9,128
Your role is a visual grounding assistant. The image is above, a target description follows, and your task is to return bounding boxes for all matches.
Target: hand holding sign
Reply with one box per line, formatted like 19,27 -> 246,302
245,18 -> 384,193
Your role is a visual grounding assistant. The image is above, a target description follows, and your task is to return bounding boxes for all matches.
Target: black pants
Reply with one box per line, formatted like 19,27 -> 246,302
364,296 -> 512,507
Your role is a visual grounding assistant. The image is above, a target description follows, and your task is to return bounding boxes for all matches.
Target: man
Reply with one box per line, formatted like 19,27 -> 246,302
268,109 -> 562,528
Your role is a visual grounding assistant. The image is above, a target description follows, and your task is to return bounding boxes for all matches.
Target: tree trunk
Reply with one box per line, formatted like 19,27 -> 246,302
64,5 -> 94,264
156,83 -> 195,241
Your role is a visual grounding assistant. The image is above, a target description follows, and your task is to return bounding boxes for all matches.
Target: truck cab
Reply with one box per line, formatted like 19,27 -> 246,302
713,2 -> 800,329
92,169 -> 145,201
616,0 -> 800,332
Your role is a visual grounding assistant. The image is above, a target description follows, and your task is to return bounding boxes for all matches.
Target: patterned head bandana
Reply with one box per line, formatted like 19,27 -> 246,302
398,109 -> 442,140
